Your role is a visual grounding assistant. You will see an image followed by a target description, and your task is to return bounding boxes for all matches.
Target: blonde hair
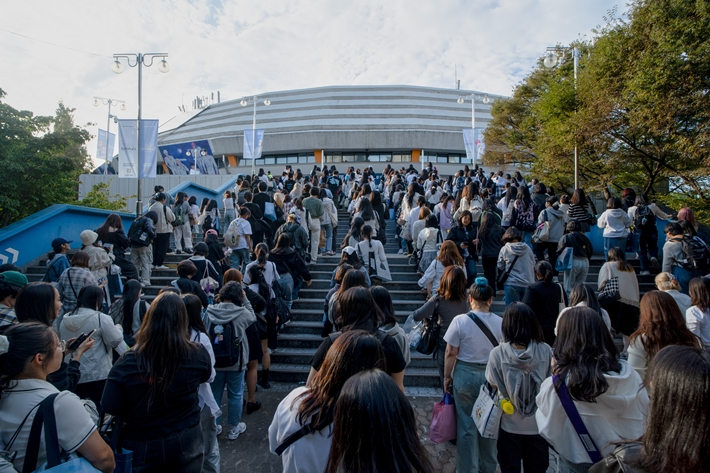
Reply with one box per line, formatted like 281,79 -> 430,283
287,213 -> 298,223
655,272 -> 680,291
418,206 -> 431,220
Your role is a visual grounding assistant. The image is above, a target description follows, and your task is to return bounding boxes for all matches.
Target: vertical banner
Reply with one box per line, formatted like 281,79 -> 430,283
96,129 -> 116,162
462,128 -> 486,162
139,119 -> 159,178
118,119 -> 159,178
118,120 -> 138,178
243,129 -> 265,160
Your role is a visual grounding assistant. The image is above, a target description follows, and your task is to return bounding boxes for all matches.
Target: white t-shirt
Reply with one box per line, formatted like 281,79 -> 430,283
229,218 -> 252,250
0,379 -> 96,470
269,386 -> 333,473
444,311 -> 503,363
244,261 -> 280,286
686,306 -> 710,348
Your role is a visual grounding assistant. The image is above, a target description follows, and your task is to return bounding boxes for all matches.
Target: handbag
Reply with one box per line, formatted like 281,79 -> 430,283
532,218 -> 550,243
100,415 -> 133,473
22,393 -> 103,473
264,202 -> 277,222
471,382 -> 503,439
415,298 -> 440,355
598,276 -> 621,305
553,374 -> 603,463
429,392 -> 457,444
496,254 -> 519,290
556,247 -> 574,272
200,263 -> 219,294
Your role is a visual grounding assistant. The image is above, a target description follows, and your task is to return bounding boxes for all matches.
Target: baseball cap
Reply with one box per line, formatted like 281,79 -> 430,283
0,271 -> 28,289
51,238 -> 73,251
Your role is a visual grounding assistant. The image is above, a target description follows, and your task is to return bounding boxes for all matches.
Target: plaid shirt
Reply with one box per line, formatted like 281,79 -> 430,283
57,267 -> 99,313
0,304 -> 17,327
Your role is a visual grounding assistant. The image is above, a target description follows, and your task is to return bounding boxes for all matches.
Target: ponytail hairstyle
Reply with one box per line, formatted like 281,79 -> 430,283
0,323 -> 58,396
255,243 -> 269,266
534,261 -> 553,283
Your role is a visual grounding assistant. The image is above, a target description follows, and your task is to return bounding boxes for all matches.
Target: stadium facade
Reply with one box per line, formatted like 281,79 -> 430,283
157,84 -> 503,175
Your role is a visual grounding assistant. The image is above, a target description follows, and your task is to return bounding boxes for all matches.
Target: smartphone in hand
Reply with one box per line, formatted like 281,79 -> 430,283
68,329 -> 96,351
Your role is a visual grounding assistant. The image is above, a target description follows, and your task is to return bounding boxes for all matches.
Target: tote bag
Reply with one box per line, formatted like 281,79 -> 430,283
471,382 -> 503,439
556,247 -> 574,272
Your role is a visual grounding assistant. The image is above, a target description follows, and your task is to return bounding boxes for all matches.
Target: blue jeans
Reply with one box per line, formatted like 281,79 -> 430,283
522,231 -> 533,249
279,273 -> 294,311
672,265 -> 704,295
320,223 -> 333,254
603,236 -> 627,261
223,209 -> 236,230
465,257 -> 478,286
210,370 -> 245,427
453,361 -> 498,473
504,284 -> 527,306
229,248 -> 250,274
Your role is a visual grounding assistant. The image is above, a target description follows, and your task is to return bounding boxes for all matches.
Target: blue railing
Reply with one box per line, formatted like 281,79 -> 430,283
0,177 -> 238,268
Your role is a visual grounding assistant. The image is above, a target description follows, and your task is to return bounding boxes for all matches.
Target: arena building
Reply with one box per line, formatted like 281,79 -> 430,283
157,84 -> 503,176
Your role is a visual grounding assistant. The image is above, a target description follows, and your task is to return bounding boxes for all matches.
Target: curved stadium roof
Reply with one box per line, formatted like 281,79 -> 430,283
158,85 -> 504,156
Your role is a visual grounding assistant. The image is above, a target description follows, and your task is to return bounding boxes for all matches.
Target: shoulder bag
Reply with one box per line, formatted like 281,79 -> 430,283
496,254 -> 519,290
200,262 -> 219,294
598,276 -> 621,306
553,374 -> 603,464
415,296 -> 441,356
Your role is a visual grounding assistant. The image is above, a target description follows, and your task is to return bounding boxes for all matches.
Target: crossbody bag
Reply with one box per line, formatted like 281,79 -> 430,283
552,374 -> 603,464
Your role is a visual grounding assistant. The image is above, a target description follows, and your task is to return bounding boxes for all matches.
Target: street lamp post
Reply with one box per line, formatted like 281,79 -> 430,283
93,97 -> 126,176
456,93 -> 490,164
111,53 -> 170,215
240,96 -> 271,177
544,46 -> 582,189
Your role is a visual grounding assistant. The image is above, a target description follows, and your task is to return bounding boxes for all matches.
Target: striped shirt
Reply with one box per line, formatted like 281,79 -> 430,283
567,203 -> 592,222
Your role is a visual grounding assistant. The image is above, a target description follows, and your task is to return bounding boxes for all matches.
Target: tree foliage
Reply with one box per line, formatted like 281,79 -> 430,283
0,89 -> 92,227
75,181 -> 129,212
483,0 -> 710,217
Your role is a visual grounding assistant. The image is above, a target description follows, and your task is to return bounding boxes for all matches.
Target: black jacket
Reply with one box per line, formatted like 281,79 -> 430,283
269,249 -> 312,284
127,217 -> 157,247
188,257 -> 221,288
447,224 -> 478,259
176,277 -> 209,308
206,241 -> 225,275
557,231 -> 594,259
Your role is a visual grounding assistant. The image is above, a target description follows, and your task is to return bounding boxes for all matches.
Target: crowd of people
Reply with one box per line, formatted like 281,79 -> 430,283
0,162 -> 709,473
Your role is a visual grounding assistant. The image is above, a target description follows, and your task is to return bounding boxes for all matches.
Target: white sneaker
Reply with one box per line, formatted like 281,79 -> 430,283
155,265 -> 169,270
397,249 -> 404,254
215,424 -> 222,436
228,422 -> 246,440
640,270 -> 650,275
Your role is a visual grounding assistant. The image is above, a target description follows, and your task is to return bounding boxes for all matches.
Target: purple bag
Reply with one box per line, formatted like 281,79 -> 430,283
429,392 -> 457,444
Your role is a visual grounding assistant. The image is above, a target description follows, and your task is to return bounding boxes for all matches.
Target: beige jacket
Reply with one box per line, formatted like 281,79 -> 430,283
149,201 -> 175,234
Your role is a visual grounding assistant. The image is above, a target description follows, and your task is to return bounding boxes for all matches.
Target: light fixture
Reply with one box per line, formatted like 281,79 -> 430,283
483,95 -> 490,104
457,97 -> 464,104
240,98 -> 248,107
93,99 -> 99,107
111,59 -> 124,74
158,58 -> 170,73
201,149 -> 207,156
186,151 -> 192,157
263,98 -> 271,106
120,103 -> 127,111
543,52 -> 557,69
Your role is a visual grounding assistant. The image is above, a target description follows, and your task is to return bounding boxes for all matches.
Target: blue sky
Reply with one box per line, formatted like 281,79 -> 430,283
1,0 -> 624,166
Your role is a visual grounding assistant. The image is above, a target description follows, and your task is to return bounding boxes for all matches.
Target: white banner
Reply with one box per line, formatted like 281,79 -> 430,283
462,128 -> 486,162
96,129 -> 116,162
118,119 -> 159,178
243,129 -> 265,160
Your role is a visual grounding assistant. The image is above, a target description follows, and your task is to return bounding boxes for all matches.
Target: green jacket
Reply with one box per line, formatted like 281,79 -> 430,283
303,196 -> 324,219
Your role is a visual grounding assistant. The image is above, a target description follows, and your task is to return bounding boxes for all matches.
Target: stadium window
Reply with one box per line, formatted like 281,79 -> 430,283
264,157 -> 275,165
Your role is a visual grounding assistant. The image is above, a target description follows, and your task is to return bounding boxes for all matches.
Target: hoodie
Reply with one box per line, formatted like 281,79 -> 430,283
44,253 -> 70,283
486,341 -> 552,435
497,242 -> 536,287
205,300 -> 256,372
597,209 -> 631,238
538,207 -> 565,242
535,361 -> 649,464
59,308 -> 124,383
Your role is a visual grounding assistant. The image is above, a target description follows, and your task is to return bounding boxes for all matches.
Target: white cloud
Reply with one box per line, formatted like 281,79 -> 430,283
1,0 -> 624,167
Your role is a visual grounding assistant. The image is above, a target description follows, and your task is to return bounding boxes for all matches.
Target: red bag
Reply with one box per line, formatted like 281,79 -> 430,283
429,392 -> 457,444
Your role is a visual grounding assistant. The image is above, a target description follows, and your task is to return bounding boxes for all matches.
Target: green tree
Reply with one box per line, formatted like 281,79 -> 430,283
76,181 -> 129,212
0,89 -> 92,227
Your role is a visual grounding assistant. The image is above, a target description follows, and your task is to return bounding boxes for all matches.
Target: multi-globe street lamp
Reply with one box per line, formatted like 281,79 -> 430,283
93,97 -> 126,176
240,96 -> 271,177
111,53 -> 170,215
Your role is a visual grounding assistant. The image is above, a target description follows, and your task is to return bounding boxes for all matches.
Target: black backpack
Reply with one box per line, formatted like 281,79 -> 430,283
680,236 -> 710,271
209,320 -> 242,368
633,204 -> 656,231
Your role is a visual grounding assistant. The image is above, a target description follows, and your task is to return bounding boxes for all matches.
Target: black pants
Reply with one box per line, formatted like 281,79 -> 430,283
481,257 -> 498,296
74,379 -> 106,409
533,242 -> 559,276
497,428 -> 549,473
114,253 -> 138,280
152,233 -> 171,266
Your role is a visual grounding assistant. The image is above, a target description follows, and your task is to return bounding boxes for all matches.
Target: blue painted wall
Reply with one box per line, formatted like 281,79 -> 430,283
1,177 -> 238,268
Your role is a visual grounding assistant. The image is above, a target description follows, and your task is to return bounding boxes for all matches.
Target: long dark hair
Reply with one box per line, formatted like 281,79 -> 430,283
636,346 -> 710,473
338,287 -> 384,333
0,323 -> 57,396
357,198 -> 375,221
134,292 -> 199,404
553,307 -> 621,402
272,233 -> 292,254
501,302 -> 545,346
569,283 -> 603,315
297,331 -> 385,431
96,213 -> 124,242
342,217 -> 365,249
121,280 -> 143,335
369,286 -> 396,325
15,283 -> 58,326
182,293 -> 207,334
689,277 -> 710,312
325,369 -> 434,473
72,285 -> 104,313
477,209 -> 499,242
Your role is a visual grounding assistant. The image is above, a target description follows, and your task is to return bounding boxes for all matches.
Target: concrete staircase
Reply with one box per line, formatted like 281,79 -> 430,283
24,209 -> 652,387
